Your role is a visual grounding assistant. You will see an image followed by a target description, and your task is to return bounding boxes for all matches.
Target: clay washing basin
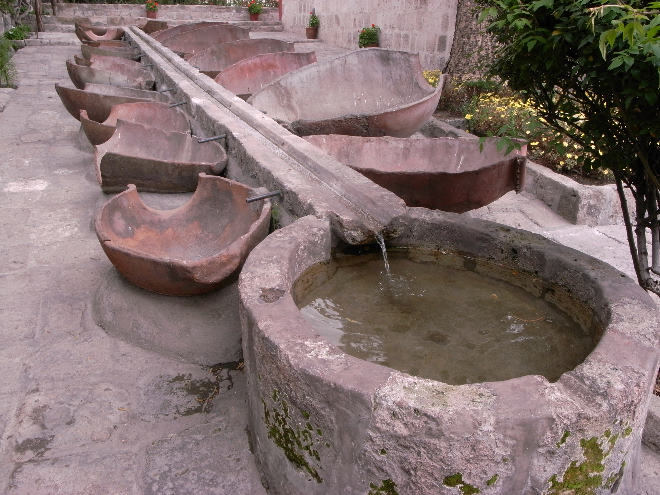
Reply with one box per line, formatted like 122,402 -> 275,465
81,40 -> 130,49
185,39 -> 296,78
248,48 -> 444,137
95,174 -> 272,296
216,51 -> 318,99
160,24 -> 250,57
140,20 -> 169,35
73,54 -> 146,72
304,135 -> 526,212
81,44 -> 140,61
151,21 -> 222,42
80,101 -> 190,145
55,83 -> 167,122
94,120 -> 227,193
66,59 -> 155,90
74,24 -> 124,42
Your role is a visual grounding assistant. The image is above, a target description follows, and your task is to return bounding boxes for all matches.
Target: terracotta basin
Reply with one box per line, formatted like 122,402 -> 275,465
216,51 -> 317,99
140,20 -> 169,35
161,24 -> 250,57
304,135 -> 527,212
248,48 -> 444,137
74,24 -> 124,42
152,21 -> 225,42
94,120 -> 227,193
81,44 -> 140,61
73,54 -> 146,72
185,39 -> 295,78
81,40 -> 131,48
80,101 -> 190,145
66,59 -> 155,91
95,174 -> 272,296
55,83 -> 167,122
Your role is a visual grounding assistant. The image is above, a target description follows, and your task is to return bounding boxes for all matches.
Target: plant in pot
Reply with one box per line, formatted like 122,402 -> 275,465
306,10 -> 319,39
359,24 -> 380,48
247,1 -> 263,21
145,0 -> 159,19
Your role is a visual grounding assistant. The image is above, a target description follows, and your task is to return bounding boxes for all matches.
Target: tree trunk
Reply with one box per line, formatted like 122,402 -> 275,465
50,0 -> 57,16
33,0 -> 44,33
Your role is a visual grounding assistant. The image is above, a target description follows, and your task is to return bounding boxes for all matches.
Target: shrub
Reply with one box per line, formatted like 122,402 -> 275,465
0,37 -> 17,87
358,24 -> 380,48
3,24 -> 30,40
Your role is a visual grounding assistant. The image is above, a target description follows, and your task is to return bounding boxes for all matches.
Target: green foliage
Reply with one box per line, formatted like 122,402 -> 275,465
368,479 -> 399,495
246,0 -> 262,14
0,37 -> 16,87
145,0 -> 158,11
359,24 -> 380,48
2,24 -> 29,40
308,12 -> 319,28
475,0 -> 660,294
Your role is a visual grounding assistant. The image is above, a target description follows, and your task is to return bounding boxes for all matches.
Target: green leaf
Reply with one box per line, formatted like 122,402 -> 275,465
608,56 -> 624,69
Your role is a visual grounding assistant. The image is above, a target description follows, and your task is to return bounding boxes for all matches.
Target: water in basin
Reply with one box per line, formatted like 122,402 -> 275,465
295,250 -> 597,385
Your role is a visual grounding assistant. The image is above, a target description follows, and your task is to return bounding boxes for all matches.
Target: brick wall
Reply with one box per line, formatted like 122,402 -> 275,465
282,0 -> 458,69
55,3 -> 279,22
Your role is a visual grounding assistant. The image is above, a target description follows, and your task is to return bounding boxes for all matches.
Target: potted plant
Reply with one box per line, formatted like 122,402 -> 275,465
145,0 -> 159,19
359,24 -> 380,48
306,10 -> 319,39
247,1 -> 263,21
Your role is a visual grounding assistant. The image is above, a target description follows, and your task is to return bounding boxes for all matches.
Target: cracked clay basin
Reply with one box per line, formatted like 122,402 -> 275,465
159,24 -> 250,57
248,48 -> 444,137
185,38 -> 296,78
94,120 -> 227,193
304,135 -> 526,212
66,58 -> 155,90
96,174 -> 271,296
81,43 -> 140,61
55,83 -> 167,122
74,23 -> 125,42
215,51 -> 318,100
80,101 -> 190,145
238,214 -> 659,495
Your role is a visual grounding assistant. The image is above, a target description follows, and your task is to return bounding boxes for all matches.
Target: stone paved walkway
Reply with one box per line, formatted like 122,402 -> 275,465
0,39 -> 658,494
0,45 -> 264,495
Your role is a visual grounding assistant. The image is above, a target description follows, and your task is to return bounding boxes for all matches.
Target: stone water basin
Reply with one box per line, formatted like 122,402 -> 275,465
80,101 -> 190,145
81,43 -> 140,61
96,174 -> 271,296
304,135 -> 526,212
185,38 -> 296,78
74,23 -> 124,42
215,51 -> 318,100
139,20 -> 169,35
160,24 -> 250,57
248,48 -> 444,137
151,21 -> 222,42
81,40 -> 130,49
55,83 -> 167,122
66,58 -> 155,91
239,214 -> 659,495
94,120 -> 226,193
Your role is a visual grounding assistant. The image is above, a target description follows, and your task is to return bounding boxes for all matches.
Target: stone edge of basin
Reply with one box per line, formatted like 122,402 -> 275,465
238,212 -> 659,495
124,26 -> 408,245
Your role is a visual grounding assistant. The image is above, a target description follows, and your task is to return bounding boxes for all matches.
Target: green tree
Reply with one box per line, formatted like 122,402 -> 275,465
475,0 -> 660,295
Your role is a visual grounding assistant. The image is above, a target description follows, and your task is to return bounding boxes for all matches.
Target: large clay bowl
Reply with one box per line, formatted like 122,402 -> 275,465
66,59 -> 155,90
216,51 -> 317,99
80,101 -> 190,145
94,120 -> 227,193
152,21 -> 224,42
55,83 -> 167,122
75,24 -> 125,42
304,135 -> 527,212
161,24 -> 250,57
81,40 -> 131,48
95,174 -> 271,296
186,39 -> 295,78
139,20 -> 169,35
248,48 -> 445,137
81,44 -> 140,61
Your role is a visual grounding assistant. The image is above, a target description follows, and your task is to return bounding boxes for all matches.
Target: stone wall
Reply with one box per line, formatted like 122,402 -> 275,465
1,13 -> 14,36
282,0 -> 458,69
55,3 -> 279,22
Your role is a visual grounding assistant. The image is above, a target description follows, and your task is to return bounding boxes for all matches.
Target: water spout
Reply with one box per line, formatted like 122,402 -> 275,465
375,232 -> 390,277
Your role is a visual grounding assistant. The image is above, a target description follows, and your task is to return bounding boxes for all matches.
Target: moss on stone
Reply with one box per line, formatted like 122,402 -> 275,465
486,474 -> 499,486
622,426 -> 632,437
262,390 -> 324,483
547,436 -> 606,494
368,479 -> 399,495
443,473 -> 480,494
556,430 -> 571,447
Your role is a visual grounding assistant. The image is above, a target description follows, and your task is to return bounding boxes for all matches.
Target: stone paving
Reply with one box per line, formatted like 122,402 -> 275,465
0,37 -> 658,494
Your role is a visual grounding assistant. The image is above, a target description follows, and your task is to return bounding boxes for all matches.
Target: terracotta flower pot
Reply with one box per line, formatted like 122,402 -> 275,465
249,13 -> 259,21
305,27 -> 318,39
146,10 -> 157,19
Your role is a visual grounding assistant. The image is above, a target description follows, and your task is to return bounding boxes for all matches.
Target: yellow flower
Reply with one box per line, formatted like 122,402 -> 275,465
465,114 -> 473,120
530,141 -> 539,146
